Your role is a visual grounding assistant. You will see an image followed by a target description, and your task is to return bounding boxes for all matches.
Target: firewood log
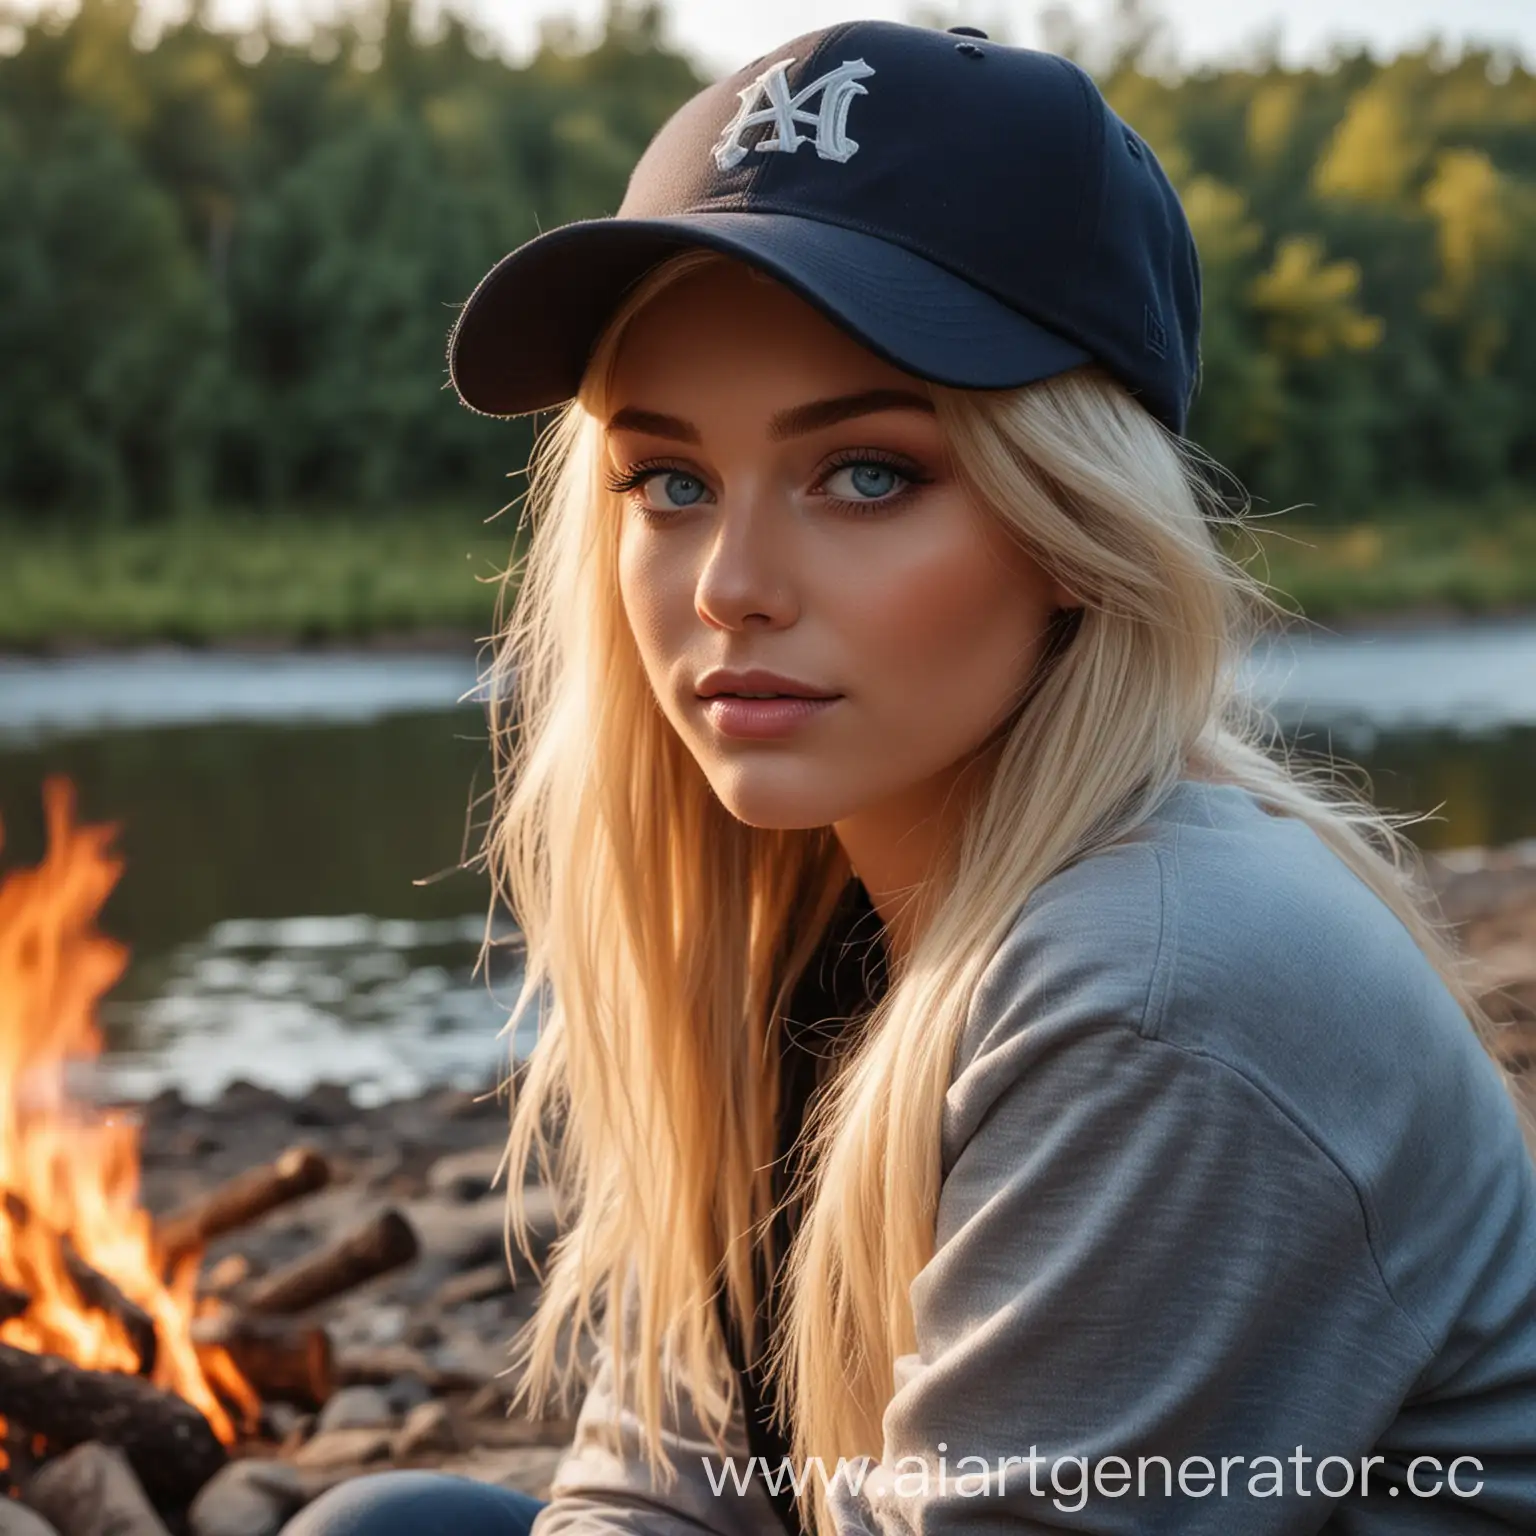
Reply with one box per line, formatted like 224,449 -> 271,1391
155,1145 -> 332,1269
190,1309 -> 333,1409
0,1342 -> 225,1507
241,1208 -> 419,1316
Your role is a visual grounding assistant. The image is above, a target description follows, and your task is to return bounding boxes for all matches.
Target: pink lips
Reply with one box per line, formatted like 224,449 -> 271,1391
700,695 -> 842,739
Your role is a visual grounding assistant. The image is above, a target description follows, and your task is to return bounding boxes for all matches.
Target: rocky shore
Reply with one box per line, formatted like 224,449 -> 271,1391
1426,837 -> 1536,1090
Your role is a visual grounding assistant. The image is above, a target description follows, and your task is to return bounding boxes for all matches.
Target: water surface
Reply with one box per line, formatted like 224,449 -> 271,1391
1,619 -> 1531,1102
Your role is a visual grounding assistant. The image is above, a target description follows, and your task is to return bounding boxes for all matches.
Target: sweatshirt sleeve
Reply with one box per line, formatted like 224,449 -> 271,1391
825,1004 -> 1435,1535
532,1289 -> 786,1536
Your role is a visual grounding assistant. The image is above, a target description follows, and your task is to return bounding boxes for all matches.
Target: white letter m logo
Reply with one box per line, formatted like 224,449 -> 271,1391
712,57 -> 876,172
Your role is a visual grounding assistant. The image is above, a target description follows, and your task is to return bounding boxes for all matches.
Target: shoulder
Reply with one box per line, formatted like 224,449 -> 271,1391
945,778 -> 1536,1336
956,778 -> 1480,1109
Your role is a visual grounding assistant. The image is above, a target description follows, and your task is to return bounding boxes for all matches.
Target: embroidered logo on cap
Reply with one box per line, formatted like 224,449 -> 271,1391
713,57 -> 876,171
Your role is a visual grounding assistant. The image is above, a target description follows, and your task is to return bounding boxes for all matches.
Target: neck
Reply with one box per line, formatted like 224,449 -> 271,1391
833,740 -> 1000,969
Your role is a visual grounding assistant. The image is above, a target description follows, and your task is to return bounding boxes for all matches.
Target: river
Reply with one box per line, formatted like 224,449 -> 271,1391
0,620 -> 1532,1104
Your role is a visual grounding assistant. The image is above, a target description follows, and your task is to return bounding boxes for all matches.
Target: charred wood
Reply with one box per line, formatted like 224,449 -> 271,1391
191,1309 -> 333,1410
0,1341 -> 226,1507
61,1237 -> 157,1379
0,1282 -> 29,1323
0,1191 -> 157,1377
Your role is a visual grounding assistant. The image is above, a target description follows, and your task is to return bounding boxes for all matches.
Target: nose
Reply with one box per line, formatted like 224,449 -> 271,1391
693,494 -> 799,630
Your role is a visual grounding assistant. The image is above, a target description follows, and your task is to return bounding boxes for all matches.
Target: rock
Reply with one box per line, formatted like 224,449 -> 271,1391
278,1413 -> 316,1456
0,1503 -> 61,1536
28,1444 -> 172,1536
395,1398 -> 464,1457
395,1202 -> 506,1295
426,1147 -> 506,1203
345,1303 -> 411,1349
188,1460 -> 307,1536
258,1402 -> 305,1442
292,1428 -> 396,1470
315,1384 -> 396,1433
218,1080 -> 294,1117
405,1317 -> 444,1347
169,1127 -> 224,1157
331,1341 -> 493,1394
294,1081 -> 355,1128
382,1372 -> 434,1416
421,1085 -> 504,1122
440,1445 -> 566,1497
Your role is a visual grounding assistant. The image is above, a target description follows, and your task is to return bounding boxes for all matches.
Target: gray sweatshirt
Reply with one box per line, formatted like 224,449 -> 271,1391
530,778 -> 1536,1536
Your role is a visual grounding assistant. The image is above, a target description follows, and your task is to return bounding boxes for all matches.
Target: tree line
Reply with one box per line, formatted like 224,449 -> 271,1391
2,0 -> 1533,523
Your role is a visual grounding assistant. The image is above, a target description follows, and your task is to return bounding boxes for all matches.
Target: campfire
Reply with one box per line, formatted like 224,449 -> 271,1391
0,774 -> 585,1531
0,777 -> 253,1491
0,779 -> 421,1519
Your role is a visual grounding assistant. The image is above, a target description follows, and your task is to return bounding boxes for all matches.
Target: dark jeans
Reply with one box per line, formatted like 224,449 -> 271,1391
282,1472 -> 549,1535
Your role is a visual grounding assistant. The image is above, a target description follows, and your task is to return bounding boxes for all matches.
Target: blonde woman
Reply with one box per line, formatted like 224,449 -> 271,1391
287,19 -> 1536,1536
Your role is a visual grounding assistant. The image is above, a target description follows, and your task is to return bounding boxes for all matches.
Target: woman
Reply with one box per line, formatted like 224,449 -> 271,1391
288,18 -> 1536,1536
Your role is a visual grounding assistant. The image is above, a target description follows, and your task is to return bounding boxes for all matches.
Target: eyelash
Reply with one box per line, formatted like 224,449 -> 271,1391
602,449 -> 932,522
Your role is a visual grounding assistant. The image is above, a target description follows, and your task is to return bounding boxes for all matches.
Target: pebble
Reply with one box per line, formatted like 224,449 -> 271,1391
292,1428 -> 395,1470
315,1385 -> 397,1433
0,1504 -> 62,1536
426,1146 -> 506,1203
383,1372 -> 435,1415
188,1460 -> 307,1536
395,1398 -> 464,1457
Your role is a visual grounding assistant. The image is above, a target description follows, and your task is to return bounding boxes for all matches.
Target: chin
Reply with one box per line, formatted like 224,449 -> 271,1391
704,768 -> 850,831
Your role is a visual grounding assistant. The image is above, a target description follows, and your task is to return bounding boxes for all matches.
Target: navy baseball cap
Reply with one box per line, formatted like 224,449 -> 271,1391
448,19 -> 1202,435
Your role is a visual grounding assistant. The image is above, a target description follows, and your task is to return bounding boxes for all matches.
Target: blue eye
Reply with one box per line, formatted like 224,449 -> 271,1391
826,463 -> 902,500
821,456 -> 928,510
604,464 -> 713,512
646,470 -> 707,509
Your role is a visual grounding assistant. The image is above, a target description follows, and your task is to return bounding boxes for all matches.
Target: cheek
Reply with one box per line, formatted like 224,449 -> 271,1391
617,528 -> 685,670
839,510 -> 1050,730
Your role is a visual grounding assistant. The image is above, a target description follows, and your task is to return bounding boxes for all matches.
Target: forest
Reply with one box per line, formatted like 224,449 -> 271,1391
2,0 -> 1534,635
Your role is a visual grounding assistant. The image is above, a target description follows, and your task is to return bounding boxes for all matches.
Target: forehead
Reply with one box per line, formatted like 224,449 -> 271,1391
606,257 -> 928,407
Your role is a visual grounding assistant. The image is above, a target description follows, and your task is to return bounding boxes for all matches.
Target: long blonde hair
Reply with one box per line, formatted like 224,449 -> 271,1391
484,247 -> 1524,1536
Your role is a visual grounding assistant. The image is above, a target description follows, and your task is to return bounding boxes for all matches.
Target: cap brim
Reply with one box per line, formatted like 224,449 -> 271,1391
448,211 -> 1095,417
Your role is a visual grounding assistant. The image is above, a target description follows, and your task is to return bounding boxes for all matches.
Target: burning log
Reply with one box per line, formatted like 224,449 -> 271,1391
0,1281 -> 29,1323
155,1145 -> 333,1269
243,1208 -> 420,1316
1,1191 -> 157,1377
0,783 -> 258,1456
61,1237 -> 157,1379
1,1420 -> 40,1494
0,1340 -> 226,1506
191,1310 -> 334,1410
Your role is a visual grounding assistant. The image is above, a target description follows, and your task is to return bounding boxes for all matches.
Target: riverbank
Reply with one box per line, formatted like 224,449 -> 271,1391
0,508 -> 520,652
2,499 -> 1534,651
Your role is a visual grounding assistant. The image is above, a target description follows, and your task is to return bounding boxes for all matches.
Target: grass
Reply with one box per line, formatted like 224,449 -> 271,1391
0,505 -> 524,650
0,496 -> 1533,650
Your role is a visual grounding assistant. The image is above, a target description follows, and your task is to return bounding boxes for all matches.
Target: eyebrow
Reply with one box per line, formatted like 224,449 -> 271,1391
605,388 -> 937,444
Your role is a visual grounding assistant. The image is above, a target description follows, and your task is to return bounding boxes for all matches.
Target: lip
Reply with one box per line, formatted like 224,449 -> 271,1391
700,696 -> 842,740
695,667 -> 840,701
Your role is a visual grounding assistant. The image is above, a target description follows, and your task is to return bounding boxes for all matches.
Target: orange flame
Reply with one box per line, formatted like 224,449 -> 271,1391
0,777 -> 259,1447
